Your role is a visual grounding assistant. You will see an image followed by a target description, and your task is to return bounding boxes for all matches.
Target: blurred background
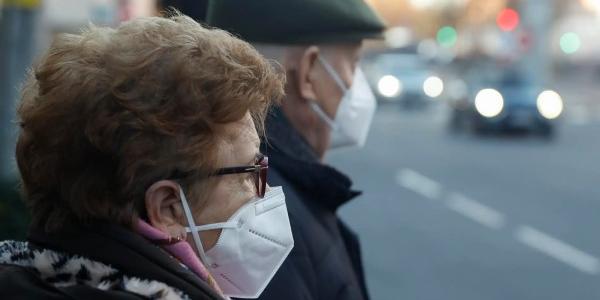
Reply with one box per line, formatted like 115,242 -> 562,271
1,0 -> 599,299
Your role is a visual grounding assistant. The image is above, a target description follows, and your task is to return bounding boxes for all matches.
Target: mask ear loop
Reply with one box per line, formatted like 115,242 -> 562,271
309,102 -> 338,130
309,56 -> 351,130
178,185 -> 210,265
317,56 -> 348,92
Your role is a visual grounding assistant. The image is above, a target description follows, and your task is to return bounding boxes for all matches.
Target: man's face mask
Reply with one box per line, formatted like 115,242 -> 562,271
178,185 -> 294,299
310,55 -> 377,149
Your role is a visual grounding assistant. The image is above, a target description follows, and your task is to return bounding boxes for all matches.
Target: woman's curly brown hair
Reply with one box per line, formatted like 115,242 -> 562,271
15,14 -> 285,232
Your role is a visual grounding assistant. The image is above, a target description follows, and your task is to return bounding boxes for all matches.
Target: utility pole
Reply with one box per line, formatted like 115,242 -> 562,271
0,1 -> 39,180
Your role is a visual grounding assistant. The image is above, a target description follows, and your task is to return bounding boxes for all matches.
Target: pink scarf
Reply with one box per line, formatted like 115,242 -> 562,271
134,219 -> 225,296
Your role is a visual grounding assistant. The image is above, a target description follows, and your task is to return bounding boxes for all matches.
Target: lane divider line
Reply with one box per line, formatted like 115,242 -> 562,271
445,193 -> 506,230
396,168 -> 442,200
515,225 -> 599,275
395,168 -> 600,275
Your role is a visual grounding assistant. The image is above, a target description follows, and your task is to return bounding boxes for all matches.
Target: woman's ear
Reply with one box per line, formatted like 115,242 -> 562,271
296,45 -> 320,102
144,180 -> 187,238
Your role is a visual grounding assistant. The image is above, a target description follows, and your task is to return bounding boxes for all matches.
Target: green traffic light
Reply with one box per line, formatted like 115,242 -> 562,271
437,26 -> 457,48
560,32 -> 581,55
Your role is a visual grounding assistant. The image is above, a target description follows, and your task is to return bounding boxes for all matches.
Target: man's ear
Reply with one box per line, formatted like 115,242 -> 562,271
144,180 -> 187,238
297,46 -> 320,102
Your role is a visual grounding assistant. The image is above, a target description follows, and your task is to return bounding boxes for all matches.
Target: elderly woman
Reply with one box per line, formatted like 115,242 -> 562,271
0,14 -> 293,300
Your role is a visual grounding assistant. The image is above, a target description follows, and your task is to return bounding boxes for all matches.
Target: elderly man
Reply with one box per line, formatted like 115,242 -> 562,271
207,1 -> 385,299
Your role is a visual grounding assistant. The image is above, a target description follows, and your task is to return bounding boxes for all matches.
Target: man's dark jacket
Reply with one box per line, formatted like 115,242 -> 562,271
257,108 -> 369,300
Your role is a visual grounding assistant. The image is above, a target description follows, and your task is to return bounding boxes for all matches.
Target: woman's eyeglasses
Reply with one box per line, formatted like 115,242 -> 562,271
213,153 -> 268,198
170,153 -> 268,198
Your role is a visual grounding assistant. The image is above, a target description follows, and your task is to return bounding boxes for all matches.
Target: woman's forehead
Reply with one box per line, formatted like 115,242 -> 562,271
218,114 -> 259,162
230,114 -> 258,143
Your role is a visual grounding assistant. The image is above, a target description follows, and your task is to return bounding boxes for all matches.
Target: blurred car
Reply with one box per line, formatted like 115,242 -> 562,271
362,48 -> 445,108
449,73 -> 563,137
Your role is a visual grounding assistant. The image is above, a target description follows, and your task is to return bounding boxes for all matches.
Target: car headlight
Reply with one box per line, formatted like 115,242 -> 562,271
423,76 -> 444,98
537,90 -> 563,120
377,75 -> 402,98
475,88 -> 504,118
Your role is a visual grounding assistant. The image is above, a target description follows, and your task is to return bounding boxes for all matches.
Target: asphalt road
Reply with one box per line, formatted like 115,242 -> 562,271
326,102 -> 600,300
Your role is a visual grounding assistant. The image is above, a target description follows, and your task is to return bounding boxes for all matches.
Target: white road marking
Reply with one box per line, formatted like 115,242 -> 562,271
515,226 -> 599,275
396,168 -> 442,200
445,193 -> 505,230
396,168 -> 599,275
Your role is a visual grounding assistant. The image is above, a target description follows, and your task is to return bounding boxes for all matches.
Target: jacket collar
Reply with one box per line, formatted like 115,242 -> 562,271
0,240 -> 190,299
261,108 -> 361,211
27,222 -> 222,300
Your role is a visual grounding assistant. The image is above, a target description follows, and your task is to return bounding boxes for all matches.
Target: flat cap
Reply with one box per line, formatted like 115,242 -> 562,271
206,0 -> 386,44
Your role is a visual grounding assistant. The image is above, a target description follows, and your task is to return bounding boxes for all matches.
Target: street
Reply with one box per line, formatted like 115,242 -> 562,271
327,102 -> 600,299
2,1 -> 600,299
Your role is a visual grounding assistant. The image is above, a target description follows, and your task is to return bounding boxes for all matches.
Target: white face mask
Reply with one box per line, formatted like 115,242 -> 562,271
178,185 -> 294,299
310,56 -> 377,149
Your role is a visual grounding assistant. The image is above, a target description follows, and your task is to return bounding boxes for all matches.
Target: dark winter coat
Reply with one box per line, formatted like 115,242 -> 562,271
257,108 -> 369,300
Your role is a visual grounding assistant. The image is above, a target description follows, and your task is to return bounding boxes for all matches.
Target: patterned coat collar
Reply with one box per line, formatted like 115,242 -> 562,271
0,240 -> 188,299
26,222 -> 223,300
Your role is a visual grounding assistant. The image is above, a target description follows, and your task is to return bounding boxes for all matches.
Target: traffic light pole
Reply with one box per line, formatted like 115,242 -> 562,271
519,0 -> 557,85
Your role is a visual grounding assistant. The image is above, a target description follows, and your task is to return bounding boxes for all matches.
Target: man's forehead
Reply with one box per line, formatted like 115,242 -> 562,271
321,43 -> 362,55
318,45 -> 363,68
